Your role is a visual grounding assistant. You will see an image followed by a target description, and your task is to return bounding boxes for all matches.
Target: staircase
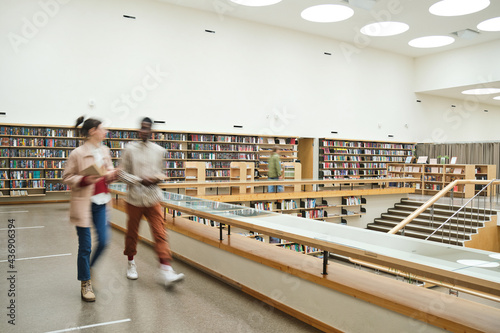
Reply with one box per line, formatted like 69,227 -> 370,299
367,198 -> 497,246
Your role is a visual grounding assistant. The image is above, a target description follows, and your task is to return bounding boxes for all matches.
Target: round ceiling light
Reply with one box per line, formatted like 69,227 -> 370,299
408,36 -> 455,48
230,0 -> 282,7
456,259 -> 499,268
462,88 -> 500,95
429,0 -> 490,17
301,4 -> 354,23
489,253 -> 500,259
360,21 -> 409,37
477,17 -> 500,31
494,96 -> 500,101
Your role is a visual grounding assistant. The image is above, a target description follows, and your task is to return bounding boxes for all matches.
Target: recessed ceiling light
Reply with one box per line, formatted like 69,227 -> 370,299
462,88 -> 500,95
301,4 -> 354,23
489,253 -> 500,259
360,21 -> 409,36
429,0 -> 490,17
230,0 -> 282,7
456,259 -> 499,268
408,36 -> 455,48
493,96 -> 500,100
477,17 -> 500,31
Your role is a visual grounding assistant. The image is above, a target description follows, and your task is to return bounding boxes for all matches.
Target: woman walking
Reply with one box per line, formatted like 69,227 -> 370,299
63,117 -> 117,301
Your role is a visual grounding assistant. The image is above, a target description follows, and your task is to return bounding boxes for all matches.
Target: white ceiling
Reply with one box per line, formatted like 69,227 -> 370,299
158,0 -> 500,106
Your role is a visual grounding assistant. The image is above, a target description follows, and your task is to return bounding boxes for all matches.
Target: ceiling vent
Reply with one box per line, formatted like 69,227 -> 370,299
342,0 -> 377,10
452,28 -> 480,40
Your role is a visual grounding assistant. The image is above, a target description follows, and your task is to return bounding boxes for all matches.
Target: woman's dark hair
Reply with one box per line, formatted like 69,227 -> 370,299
75,116 -> 102,137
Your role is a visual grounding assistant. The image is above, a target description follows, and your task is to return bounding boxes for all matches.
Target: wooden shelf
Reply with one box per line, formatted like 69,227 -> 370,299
1,123 -> 299,196
386,163 -> 490,198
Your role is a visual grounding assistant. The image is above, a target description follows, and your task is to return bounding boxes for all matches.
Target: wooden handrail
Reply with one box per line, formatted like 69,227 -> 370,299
349,258 -> 500,303
388,179 -> 500,235
159,177 -> 420,189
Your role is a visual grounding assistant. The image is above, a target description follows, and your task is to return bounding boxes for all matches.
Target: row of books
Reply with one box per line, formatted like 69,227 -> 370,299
342,196 -> 364,205
301,198 -> 316,209
321,162 -> 390,169
151,133 -> 187,141
189,216 -> 219,227
253,202 -> 275,211
107,131 -> 138,139
165,161 -> 184,168
46,183 -> 69,191
4,127 -> 78,138
10,160 -> 46,168
7,149 -> 68,158
10,171 -> 43,179
8,127 -> 47,136
188,143 -> 258,152
278,243 -> 304,252
187,152 -> 257,160
321,140 -> 414,150
322,148 -> 412,156
166,170 -> 185,178
11,179 -> 45,188
10,138 -> 45,147
157,142 -> 183,150
301,209 -> 326,219
45,171 -> 63,178
45,139 -> 82,147
205,161 -> 232,168
166,152 -> 185,159
206,170 -> 230,177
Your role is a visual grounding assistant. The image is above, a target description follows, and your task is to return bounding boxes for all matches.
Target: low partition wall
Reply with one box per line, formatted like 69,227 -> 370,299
110,199 -> 500,333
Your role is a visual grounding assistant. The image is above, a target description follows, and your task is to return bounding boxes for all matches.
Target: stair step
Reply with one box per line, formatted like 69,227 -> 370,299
387,209 -> 489,225
380,214 -> 484,230
400,199 -> 498,215
367,224 -> 464,246
373,218 -> 473,239
393,205 -> 494,218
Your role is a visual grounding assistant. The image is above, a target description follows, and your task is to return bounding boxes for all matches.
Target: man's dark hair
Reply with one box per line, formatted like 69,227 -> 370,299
142,117 -> 153,125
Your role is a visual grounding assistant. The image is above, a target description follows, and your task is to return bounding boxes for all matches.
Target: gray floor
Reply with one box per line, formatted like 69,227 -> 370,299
0,203 -> 321,333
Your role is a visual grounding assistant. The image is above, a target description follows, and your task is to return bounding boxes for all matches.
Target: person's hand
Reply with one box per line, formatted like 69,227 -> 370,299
105,170 -> 118,183
141,177 -> 160,186
86,175 -> 101,184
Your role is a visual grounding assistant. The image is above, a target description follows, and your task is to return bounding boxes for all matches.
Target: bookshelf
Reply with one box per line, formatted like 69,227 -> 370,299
319,138 -> 415,180
257,137 -> 299,179
387,163 -> 479,197
1,123 -> 300,200
238,231 -> 322,257
185,161 -> 206,196
230,162 -> 254,194
474,165 -> 497,196
248,195 -> 367,225
282,162 -> 301,192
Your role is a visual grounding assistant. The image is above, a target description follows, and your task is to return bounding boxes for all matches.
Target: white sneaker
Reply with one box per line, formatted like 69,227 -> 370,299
127,261 -> 138,280
160,266 -> 184,287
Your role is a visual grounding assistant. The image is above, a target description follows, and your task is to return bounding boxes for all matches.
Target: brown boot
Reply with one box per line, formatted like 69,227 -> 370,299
81,280 -> 95,302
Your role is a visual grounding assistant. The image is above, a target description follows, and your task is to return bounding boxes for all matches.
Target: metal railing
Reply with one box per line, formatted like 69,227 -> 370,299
389,179 -> 500,246
424,179 -> 496,244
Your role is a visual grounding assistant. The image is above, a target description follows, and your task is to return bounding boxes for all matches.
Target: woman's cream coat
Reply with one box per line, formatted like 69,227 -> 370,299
63,142 -> 113,227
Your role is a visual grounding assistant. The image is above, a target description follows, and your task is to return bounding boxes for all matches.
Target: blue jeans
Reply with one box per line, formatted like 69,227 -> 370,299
268,178 -> 283,193
76,203 -> 109,281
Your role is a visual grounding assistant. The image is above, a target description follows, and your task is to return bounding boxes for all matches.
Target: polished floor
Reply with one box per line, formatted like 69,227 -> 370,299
0,203 -> 321,333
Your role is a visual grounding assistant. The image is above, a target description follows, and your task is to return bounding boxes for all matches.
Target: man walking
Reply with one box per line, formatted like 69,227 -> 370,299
119,117 -> 184,286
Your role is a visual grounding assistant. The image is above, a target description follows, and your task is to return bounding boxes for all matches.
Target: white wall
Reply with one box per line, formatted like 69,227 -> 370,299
415,40 -> 500,92
1,0 -> 499,143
